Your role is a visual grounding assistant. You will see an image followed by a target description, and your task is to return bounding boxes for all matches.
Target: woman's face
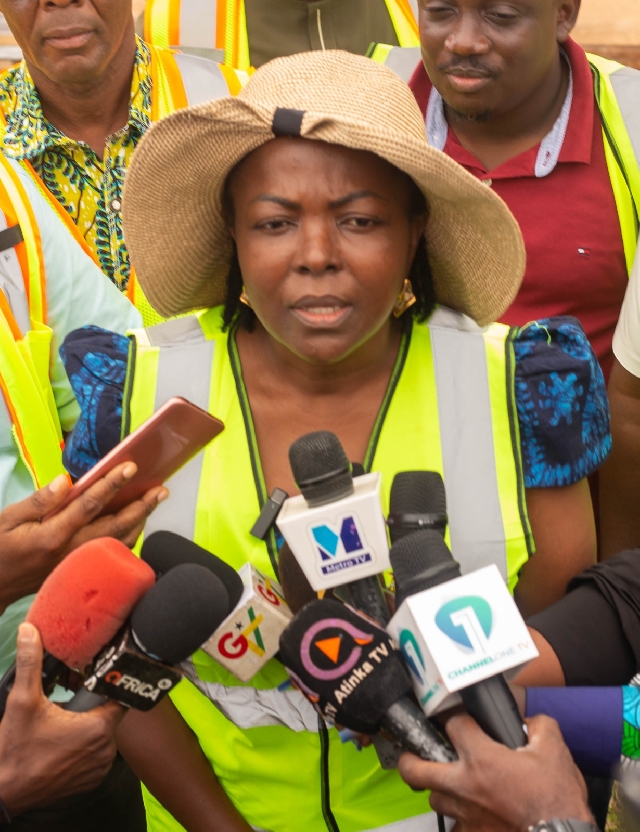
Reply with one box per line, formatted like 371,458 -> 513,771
227,139 -> 424,364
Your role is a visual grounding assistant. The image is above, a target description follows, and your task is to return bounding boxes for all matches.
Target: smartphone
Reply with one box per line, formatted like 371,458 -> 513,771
49,397 -> 224,519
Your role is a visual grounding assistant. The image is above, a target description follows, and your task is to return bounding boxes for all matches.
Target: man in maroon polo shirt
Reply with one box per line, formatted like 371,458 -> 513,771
407,0 -> 640,380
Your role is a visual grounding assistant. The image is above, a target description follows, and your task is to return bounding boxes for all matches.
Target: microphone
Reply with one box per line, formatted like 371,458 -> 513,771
279,598 -> 455,763
142,531 -> 244,608
387,471 -> 448,543
142,530 -> 293,683
66,563 -> 230,712
278,432 -> 391,625
388,528 -> 535,749
0,538 -> 156,719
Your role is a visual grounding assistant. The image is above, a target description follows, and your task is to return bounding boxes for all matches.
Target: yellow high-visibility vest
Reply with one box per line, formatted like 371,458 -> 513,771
125,304 -> 531,832
0,46 -> 246,327
145,0 -> 420,71
0,155 -> 67,489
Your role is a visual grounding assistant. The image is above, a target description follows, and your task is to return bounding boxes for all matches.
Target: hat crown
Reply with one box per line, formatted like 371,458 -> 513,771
239,50 -> 427,145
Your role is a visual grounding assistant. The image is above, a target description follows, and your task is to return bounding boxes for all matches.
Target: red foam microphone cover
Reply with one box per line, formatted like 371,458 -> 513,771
27,537 -> 155,669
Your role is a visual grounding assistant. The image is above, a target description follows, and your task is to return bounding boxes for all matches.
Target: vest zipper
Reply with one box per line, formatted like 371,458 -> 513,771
318,714 -> 340,832
590,62 -> 640,238
227,323 -> 280,578
363,320 -> 412,472
506,326 -> 534,558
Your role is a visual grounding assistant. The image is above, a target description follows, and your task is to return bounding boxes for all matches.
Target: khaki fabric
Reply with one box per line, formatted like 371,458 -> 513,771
244,0 -> 399,68
122,50 -> 526,326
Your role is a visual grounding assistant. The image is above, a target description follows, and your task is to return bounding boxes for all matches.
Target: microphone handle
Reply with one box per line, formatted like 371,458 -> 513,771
459,674 -> 527,749
380,697 -> 457,764
346,575 -> 390,626
64,687 -> 109,712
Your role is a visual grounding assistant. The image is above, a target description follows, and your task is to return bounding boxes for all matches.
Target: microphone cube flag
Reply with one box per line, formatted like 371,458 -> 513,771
277,472 -> 390,591
387,564 -> 539,716
201,564 -> 293,682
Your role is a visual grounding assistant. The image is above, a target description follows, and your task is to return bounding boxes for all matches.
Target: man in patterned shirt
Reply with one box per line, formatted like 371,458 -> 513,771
0,0 -> 240,316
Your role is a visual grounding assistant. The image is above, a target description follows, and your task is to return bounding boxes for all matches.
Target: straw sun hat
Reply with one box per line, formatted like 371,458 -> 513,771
122,50 -> 525,326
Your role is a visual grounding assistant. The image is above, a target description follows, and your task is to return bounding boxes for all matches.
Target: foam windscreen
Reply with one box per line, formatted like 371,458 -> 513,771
279,599 -> 412,734
288,431 -> 352,505
27,538 -> 155,669
390,529 -> 461,608
389,471 -> 447,518
141,531 -> 244,609
131,564 -> 230,664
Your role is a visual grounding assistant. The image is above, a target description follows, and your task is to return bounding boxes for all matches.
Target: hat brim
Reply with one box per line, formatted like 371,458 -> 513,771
123,96 -> 525,327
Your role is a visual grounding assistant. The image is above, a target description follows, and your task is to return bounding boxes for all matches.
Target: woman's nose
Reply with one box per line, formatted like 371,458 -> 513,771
294,221 -> 342,276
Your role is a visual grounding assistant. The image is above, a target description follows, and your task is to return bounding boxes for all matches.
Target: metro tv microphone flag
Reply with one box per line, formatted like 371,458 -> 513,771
0,538 -> 156,719
280,599 -> 455,762
388,528 -> 536,749
278,432 -> 391,624
66,563 -> 230,712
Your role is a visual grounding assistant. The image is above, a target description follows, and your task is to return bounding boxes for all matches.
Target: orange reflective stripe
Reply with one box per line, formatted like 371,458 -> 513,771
0,286 -> 22,341
145,0 -> 181,48
0,157 -> 47,325
149,44 -> 189,120
393,0 -> 420,36
216,0 -> 227,50
219,63 -> 243,95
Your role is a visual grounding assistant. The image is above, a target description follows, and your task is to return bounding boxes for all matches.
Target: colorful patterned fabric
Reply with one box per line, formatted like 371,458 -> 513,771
0,37 -> 153,291
622,685 -> 640,766
59,314 -> 611,486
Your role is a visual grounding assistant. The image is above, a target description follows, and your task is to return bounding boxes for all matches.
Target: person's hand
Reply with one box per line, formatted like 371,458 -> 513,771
398,713 -> 595,832
0,462 -> 168,612
0,622 -> 125,816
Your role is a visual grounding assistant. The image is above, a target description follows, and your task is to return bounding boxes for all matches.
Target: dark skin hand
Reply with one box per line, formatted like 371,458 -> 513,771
0,461 -> 168,614
0,0 -> 136,155
0,623 -> 125,816
599,359 -> 640,558
418,0 -> 581,170
398,713 -> 595,832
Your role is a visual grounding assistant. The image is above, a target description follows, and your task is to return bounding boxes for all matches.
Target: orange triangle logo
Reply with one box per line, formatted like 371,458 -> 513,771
315,636 -> 342,664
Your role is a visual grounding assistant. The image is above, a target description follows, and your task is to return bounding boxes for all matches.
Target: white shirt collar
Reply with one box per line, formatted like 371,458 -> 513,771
425,50 -> 574,178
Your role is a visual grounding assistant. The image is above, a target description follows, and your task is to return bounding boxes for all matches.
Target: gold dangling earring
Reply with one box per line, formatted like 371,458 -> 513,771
239,286 -> 252,308
392,278 -> 416,318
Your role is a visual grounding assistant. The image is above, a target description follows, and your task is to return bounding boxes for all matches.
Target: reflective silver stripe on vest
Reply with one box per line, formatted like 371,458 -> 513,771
0,210 -> 28,335
428,307 -> 508,580
365,814 -> 453,832
609,66 -> 640,169
143,316 -> 214,539
181,659 -> 320,732
380,46 -> 421,83
179,0 -> 216,50
172,52 -> 231,106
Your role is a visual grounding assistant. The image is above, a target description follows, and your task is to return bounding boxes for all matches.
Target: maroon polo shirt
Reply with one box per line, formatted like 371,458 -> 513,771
409,37 -> 627,379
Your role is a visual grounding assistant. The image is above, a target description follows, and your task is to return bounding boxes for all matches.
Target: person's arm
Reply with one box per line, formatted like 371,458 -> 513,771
514,480 -> 596,617
600,359 -> 640,557
398,714 -> 596,832
0,462 -> 167,614
116,696 -> 252,832
0,622 -> 125,816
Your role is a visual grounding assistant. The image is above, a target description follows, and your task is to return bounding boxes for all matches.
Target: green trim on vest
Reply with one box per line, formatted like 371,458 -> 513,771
127,305 -> 530,832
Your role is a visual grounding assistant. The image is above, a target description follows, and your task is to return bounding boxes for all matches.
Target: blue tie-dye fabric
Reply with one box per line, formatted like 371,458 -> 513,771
60,316 -> 610,487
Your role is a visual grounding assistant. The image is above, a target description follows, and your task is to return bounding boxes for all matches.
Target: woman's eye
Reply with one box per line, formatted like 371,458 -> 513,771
259,219 -> 291,231
342,217 -> 379,229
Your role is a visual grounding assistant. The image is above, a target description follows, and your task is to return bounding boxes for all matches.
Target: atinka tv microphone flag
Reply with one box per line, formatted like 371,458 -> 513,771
142,531 -> 293,683
65,562 -> 230,712
388,528 -> 536,749
278,432 -> 391,625
280,598 -> 455,762
0,537 -> 156,719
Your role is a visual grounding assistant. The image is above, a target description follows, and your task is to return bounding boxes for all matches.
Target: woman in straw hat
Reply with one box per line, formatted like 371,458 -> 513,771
61,50 -> 607,832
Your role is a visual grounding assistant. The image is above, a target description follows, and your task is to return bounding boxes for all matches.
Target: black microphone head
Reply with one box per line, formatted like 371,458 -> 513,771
350,462 -> 365,478
279,599 -> 412,734
288,431 -> 353,507
390,529 -> 461,607
141,531 -> 244,610
388,471 -> 448,542
131,564 -> 230,664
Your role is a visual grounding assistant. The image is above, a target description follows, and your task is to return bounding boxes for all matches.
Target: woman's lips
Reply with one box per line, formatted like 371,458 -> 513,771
291,303 -> 353,328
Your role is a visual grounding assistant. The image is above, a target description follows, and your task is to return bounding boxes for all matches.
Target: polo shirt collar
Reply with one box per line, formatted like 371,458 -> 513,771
425,38 -> 595,178
3,36 -> 152,163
